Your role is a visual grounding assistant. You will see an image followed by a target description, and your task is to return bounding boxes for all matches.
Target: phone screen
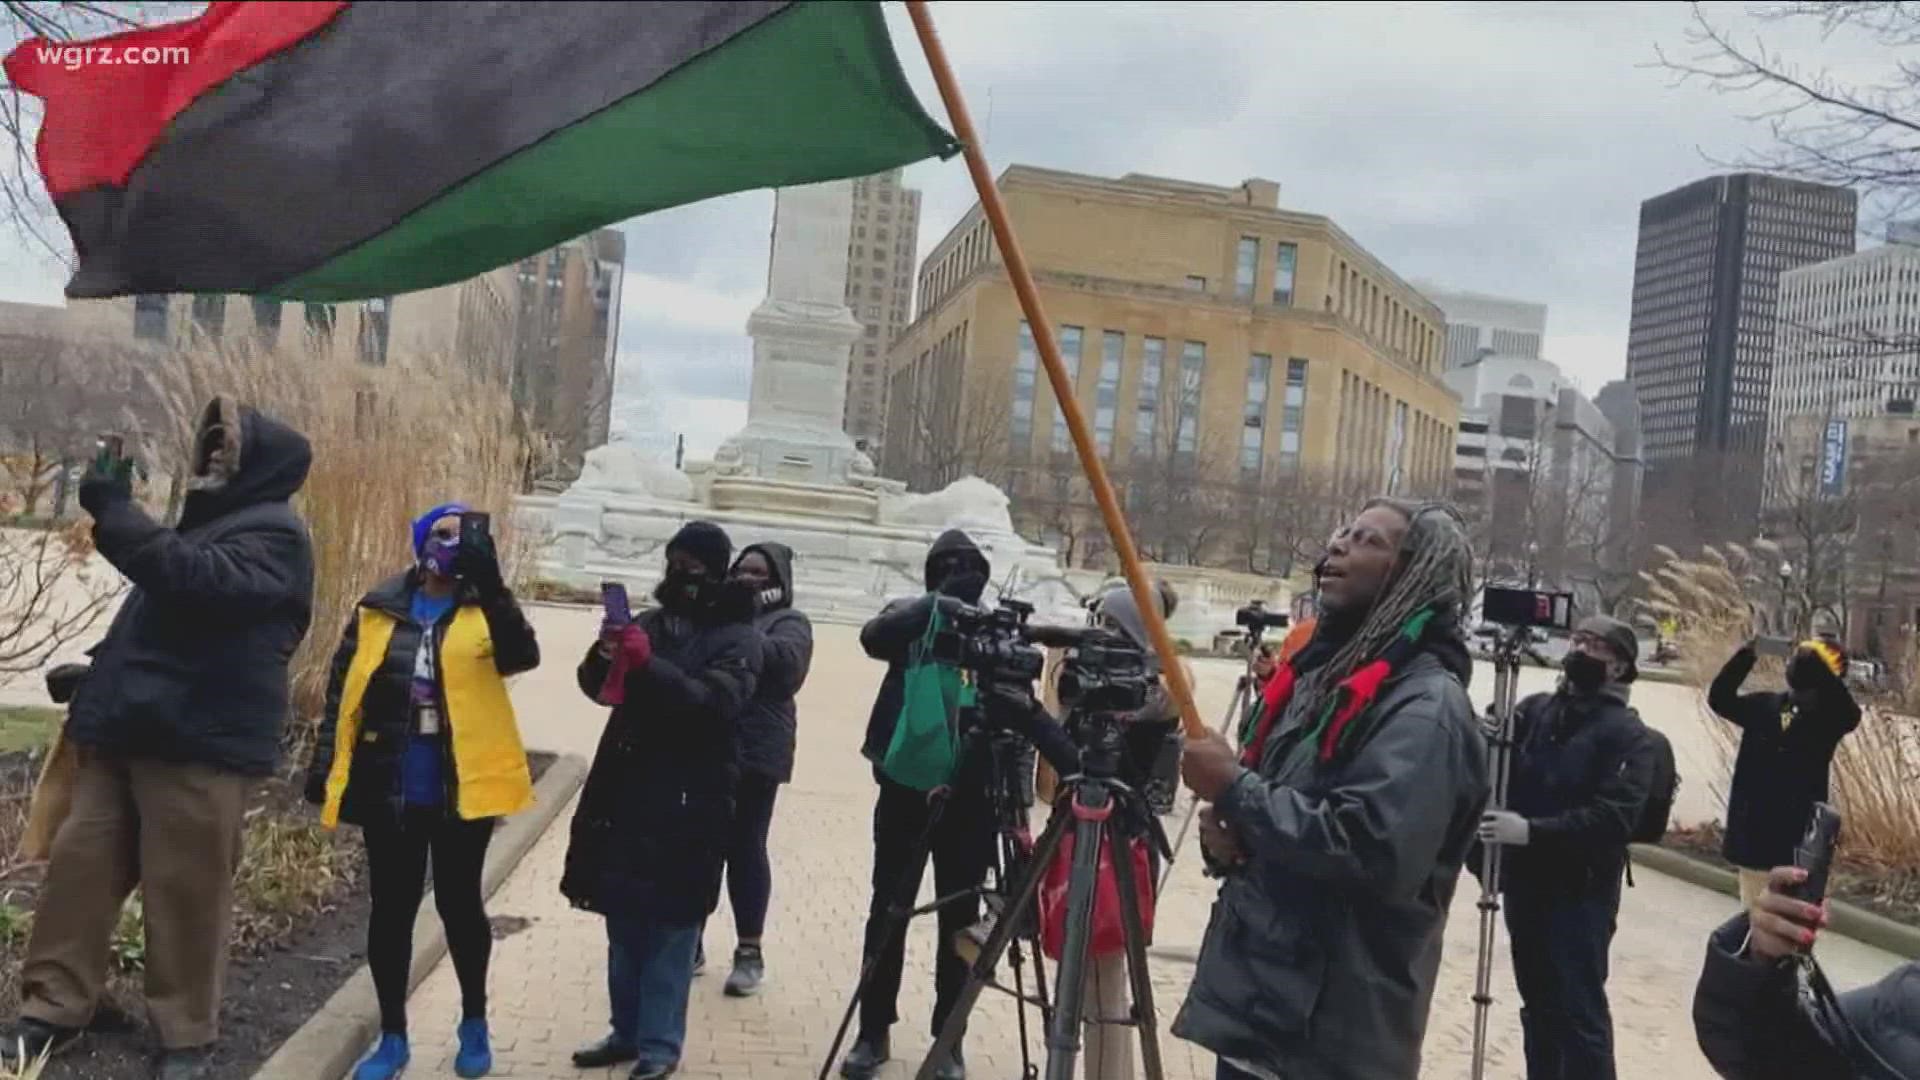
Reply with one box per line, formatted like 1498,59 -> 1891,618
601,582 -> 631,628
1756,636 -> 1795,659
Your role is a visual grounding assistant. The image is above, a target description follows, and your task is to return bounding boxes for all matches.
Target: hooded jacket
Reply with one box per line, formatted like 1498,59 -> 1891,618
68,402 -> 316,776
1708,645 -> 1862,869
731,543 -> 814,783
857,529 -> 989,764
1174,621 -> 1489,1080
1694,914 -> 1920,1079
561,581 -> 763,921
1497,680 -> 1657,892
305,570 -> 540,827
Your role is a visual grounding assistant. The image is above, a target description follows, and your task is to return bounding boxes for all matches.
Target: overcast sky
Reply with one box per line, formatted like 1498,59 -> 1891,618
0,1 -> 1901,456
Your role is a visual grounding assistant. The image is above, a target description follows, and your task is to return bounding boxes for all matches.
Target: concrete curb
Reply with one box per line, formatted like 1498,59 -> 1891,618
251,753 -> 590,1080
1630,843 -> 1920,960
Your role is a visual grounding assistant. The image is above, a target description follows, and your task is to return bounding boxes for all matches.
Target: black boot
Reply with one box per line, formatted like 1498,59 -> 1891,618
0,1017 -> 80,1065
572,1033 -> 639,1069
153,1045 -> 214,1080
932,1043 -> 966,1080
839,1031 -> 890,1079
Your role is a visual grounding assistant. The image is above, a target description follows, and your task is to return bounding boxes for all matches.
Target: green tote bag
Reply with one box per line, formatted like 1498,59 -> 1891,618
880,600 -> 976,791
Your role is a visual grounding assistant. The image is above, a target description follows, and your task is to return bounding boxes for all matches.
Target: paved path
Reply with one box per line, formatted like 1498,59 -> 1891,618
346,610 -> 1913,1078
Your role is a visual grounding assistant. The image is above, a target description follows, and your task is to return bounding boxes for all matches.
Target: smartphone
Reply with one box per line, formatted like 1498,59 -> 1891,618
94,434 -> 125,472
601,582 -> 632,630
1786,802 -> 1842,905
459,511 -> 492,550
1755,635 -> 1796,659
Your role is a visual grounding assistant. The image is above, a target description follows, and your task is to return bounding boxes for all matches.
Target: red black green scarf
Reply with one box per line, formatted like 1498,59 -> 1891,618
1240,608 -> 1438,768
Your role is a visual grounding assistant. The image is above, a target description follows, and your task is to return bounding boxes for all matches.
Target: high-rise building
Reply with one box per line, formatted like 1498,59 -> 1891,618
885,166 -> 1458,567
1771,225 -> 1920,438
1415,284 -> 1547,370
1593,379 -> 1646,550
1625,174 -> 1856,513
843,169 -> 921,447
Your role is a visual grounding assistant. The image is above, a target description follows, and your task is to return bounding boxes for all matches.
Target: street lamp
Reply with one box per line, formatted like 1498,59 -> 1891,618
1778,561 -> 1794,635
1527,541 -> 1539,589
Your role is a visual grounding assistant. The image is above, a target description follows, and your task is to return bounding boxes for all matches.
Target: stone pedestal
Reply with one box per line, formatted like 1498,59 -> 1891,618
717,179 -> 868,486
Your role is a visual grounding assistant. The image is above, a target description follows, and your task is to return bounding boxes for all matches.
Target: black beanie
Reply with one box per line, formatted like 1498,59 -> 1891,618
666,521 -> 732,577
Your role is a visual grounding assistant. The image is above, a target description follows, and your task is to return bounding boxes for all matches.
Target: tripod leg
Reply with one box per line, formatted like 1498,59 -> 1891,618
1043,812 -> 1107,1080
1159,678 -> 1250,893
1107,818 -> 1166,1080
916,808 -> 1072,1080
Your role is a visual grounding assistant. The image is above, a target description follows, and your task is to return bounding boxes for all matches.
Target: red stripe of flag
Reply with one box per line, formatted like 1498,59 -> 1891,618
3,1 -> 346,196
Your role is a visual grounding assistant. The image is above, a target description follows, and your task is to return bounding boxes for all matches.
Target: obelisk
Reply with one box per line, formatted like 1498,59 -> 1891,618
717,179 -> 865,486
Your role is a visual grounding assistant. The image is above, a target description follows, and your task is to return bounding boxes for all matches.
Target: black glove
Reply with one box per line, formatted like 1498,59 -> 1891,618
454,531 -> 506,598
44,663 -> 89,705
77,459 -> 132,518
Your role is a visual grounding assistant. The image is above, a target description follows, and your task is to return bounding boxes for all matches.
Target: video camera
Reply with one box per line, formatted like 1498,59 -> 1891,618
1480,585 -> 1574,632
932,597 -> 1155,716
1235,600 -> 1290,632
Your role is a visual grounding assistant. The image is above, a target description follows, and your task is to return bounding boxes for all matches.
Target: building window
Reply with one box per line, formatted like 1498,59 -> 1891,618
357,297 -> 391,366
133,295 -> 169,341
191,294 -> 226,339
251,298 -> 282,344
1185,275 -> 1207,292
1095,331 -> 1123,456
1052,325 -> 1085,453
1241,353 -> 1271,474
1134,337 -> 1165,458
1012,323 -> 1037,452
1281,358 -> 1307,466
1273,242 -> 1297,307
1176,341 -> 1206,460
1235,236 -> 1258,300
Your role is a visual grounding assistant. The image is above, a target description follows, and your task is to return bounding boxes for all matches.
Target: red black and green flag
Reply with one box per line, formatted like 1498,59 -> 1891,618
4,1 -> 959,302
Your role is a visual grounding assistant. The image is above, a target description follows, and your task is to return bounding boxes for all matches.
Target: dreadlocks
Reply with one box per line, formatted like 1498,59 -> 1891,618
1282,498 -> 1474,764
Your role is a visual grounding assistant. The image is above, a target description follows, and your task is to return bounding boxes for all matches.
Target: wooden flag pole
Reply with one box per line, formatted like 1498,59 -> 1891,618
906,0 -> 1208,745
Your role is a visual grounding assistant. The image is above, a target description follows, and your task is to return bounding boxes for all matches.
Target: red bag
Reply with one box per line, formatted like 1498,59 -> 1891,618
1038,828 -> 1155,961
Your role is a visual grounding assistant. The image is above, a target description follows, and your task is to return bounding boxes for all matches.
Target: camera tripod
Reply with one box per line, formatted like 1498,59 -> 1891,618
916,710 -> 1170,1080
816,724 -> 1054,1080
1158,626 -> 1267,893
1469,623 -> 1537,1080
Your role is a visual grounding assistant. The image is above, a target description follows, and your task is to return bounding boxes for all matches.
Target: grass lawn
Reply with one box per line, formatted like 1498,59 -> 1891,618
0,706 -> 58,754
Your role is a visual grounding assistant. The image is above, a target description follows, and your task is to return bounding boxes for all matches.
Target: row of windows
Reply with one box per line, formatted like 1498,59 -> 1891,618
1231,236 -> 1298,307
132,294 -> 388,365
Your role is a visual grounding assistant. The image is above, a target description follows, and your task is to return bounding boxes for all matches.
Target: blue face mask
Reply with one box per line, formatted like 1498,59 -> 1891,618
421,536 -> 460,578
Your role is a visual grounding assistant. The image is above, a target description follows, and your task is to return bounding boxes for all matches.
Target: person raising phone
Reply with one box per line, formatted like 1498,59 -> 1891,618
306,503 -> 540,1080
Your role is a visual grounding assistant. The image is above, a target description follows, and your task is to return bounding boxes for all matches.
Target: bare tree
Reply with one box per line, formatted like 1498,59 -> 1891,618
0,335 -> 149,516
0,521 -> 118,683
887,365 -> 1012,493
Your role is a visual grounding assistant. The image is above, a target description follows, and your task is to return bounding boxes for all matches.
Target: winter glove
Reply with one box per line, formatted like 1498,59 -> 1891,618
596,625 -> 653,707
617,624 -> 653,669
1478,810 -> 1530,847
453,531 -> 506,599
77,458 -> 132,518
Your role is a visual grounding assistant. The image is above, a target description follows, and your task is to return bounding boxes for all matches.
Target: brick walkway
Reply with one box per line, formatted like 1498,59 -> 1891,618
397,610 -> 1902,1079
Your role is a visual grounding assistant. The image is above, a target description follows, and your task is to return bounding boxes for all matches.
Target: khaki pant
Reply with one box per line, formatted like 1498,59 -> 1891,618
1737,867 -> 1772,911
1081,953 -> 1135,1080
21,749 -> 248,1048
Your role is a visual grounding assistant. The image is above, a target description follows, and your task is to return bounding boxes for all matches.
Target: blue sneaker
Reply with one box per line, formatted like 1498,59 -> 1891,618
352,1033 -> 409,1080
454,1017 -> 492,1078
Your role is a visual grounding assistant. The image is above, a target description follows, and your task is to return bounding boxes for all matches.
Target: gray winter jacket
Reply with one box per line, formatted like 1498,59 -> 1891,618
1173,639 -> 1489,1080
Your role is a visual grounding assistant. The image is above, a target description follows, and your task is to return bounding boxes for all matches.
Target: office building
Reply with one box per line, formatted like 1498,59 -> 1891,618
1771,226 -> 1920,437
885,166 -> 1458,565
843,169 -> 921,447
1416,284 -> 1547,370
1625,173 -> 1856,525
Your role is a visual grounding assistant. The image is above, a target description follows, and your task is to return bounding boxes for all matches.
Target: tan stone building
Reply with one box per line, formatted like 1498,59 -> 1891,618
843,169 -> 921,448
884,166 -> 1458,565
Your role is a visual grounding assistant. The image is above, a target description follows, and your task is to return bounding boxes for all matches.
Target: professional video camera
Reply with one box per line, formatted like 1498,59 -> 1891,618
932,597 -> 1156,716
929,596 -> 1046,685
1235,599 -> 1291,632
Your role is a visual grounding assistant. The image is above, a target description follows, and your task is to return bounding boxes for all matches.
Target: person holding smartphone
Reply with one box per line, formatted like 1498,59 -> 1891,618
1693,865 -> 1919,1078
1708,639 -> 1861,909
564,521 -> 763,1080
305,503 -> 540,1080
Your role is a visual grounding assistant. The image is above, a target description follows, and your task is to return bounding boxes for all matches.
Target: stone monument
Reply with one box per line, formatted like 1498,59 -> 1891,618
519,179 -> 1081,624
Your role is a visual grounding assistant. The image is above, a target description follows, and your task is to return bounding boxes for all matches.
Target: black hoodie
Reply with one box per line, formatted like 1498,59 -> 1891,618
731,542 -> 814,783
857,529 -> 989,763
69,403 -> 316,776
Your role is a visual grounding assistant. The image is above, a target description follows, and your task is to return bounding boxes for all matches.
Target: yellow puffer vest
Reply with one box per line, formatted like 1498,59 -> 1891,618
320,604 -> 534,827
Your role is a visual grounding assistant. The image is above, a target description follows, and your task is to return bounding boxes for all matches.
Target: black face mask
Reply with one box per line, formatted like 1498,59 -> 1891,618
657,569 -> 714,611
1563,651 -> 1609,694
938,569 -> 988,604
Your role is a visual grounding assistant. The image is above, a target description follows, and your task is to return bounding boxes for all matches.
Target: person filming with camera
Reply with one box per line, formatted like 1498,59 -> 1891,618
1475,615 -> 1656,1080
1174,499 -> 1489,1080
1708,637 -> 1860,910
1693,864 -> 1918,1078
